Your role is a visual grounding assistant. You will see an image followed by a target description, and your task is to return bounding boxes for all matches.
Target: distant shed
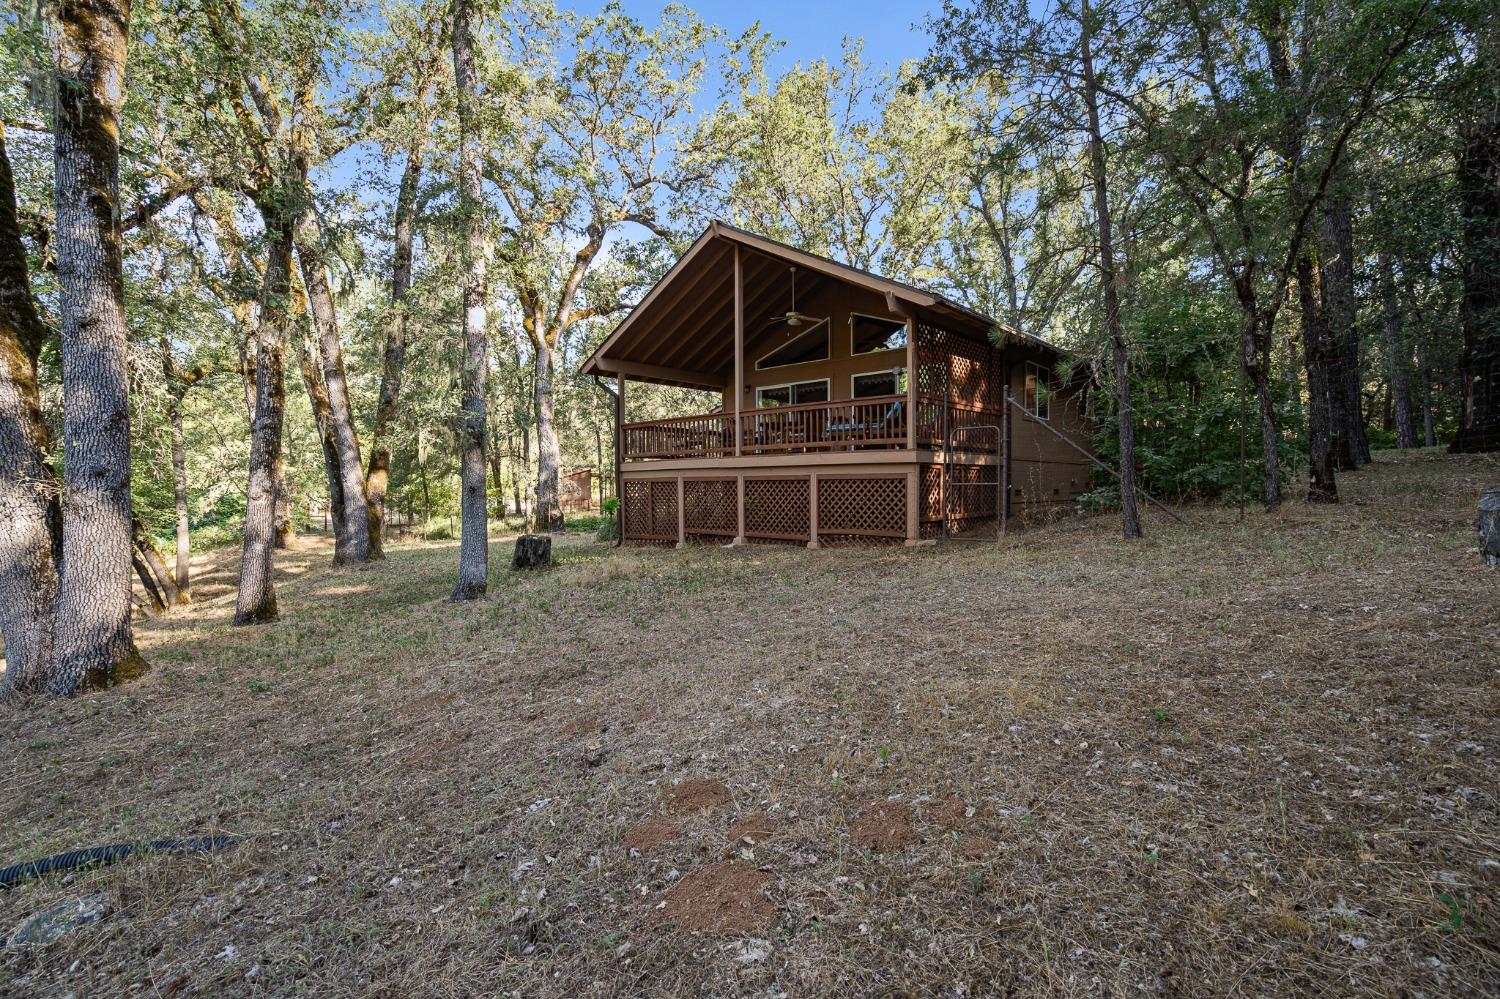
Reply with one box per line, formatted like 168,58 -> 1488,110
561,467 -> 593,513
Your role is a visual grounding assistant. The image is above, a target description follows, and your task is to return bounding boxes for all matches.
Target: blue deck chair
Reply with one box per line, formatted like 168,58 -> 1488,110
825,400 -> 902,442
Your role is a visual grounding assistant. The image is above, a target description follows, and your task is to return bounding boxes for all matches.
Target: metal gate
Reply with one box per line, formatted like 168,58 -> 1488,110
941,423 -> 1004,542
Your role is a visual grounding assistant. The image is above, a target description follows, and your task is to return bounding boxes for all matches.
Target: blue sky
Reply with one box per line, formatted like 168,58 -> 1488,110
578,0 -> 936,72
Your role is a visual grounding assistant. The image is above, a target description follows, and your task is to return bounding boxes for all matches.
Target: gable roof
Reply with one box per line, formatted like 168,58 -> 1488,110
578,220 -> 1056,389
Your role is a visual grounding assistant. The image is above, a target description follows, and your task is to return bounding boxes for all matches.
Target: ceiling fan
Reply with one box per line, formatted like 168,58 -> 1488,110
762,267 -> 812,333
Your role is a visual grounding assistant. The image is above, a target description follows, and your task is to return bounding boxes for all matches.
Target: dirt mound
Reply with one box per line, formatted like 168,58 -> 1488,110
726,813 -> 776,845
925,796 -> 967,829
621,815 -> 680,853
559,716 -> 605,737
664,779 -> 732,814
850,802 -> 915,852
657,862 -> 776,935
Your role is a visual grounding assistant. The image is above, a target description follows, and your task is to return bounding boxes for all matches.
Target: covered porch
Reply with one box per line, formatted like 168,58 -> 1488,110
580,221 -> 1078,547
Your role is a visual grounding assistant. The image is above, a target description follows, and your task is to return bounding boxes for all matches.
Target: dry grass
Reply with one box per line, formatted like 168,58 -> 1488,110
1,448 -> 1498,997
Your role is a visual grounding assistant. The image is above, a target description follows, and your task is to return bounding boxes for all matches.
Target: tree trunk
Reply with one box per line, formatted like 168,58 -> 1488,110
295,209 -> 370,562
0,124 -> 61,699
131,516 -> 178,610
1244,311 -> 1281,511
165,389 -> 192,597
449,0 -> 489,601
1320,197 -> 1370,469
516,423 -> 529,523
593,416 -> 604,507
366,134 -> 426,560
418,426 -> 432,525
1421,344 -> 1437,447
1452,90 -> 1500,452
1380,251 -> 1418,448
273,459 -> 294,548
235,202 -> 294,625
48,0 -> 146,694
1078,0 -> 1141,539
1298,251 -> 1339,502
132,550 -> 165,614
489,450 -> 505,499
532,338 -> 565,533
297,319 -> 347,553
240,327 -> 296,550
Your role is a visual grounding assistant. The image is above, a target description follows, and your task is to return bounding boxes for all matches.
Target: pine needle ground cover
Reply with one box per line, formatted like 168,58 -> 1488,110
2,449 -> 1497,997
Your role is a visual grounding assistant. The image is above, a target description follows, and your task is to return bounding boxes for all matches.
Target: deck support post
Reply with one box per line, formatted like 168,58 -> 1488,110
729,473 -> 747,546
807,473 -> 820,548
903,467 -> 931,546
906,315 -> 917,450
675,476 -> 686,548
733,244 -> 743,458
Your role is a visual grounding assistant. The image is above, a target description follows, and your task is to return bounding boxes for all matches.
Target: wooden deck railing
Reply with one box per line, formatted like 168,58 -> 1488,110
621,412 -> 736,460
742,394 -> 908,454
621,394 -> 1001,461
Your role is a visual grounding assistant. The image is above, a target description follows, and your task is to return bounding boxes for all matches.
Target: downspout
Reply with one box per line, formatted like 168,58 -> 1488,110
592,375 -> 625,548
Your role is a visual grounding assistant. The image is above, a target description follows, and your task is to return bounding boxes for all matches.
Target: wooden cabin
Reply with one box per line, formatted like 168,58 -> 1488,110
579,222 -> 1093,546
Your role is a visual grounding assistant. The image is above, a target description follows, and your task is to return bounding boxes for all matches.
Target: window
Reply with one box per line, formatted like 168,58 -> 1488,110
1024,362 -> 1051,420
851,368 -> 907,399
850,314 -> 908,354
756,317 -> 830,369
757,379 -> 829,408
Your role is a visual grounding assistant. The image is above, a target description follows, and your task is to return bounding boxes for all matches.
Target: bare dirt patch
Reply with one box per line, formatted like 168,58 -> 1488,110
621,815 -> 680,853
725,813 -> 776,845
400,691 -> 456,716
924,796 -> 967,829
958,835 -> 996,859
558,716 -> 605,737
850,801 -> 915,852
656,862 -> 776,935
664,779 -> 732,814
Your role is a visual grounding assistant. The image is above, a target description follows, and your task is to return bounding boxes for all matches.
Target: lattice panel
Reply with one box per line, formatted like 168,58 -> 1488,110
622,479 -> 677,541
744,477 -> 810,541
916,323 -> 1002,410
920,465 -> 944,539
684,478 -> 736,536
921,465 -> 943,521
817,476 -> 906,538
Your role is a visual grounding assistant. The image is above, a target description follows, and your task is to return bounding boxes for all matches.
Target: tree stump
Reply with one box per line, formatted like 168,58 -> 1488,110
512,534 -> 552,570
1479,488 -> 1500,567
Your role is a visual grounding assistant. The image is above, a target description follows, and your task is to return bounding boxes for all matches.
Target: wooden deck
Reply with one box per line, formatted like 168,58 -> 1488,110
622,395 -> 1001,462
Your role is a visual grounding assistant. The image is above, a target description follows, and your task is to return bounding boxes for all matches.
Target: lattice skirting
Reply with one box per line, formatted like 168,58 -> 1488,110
624,473 -> 916,546
622,479 -> 677,542
684,478 -> 737,539
817,475 -> 906,540
919,464 -> 999,538
745,477 -> 811,542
